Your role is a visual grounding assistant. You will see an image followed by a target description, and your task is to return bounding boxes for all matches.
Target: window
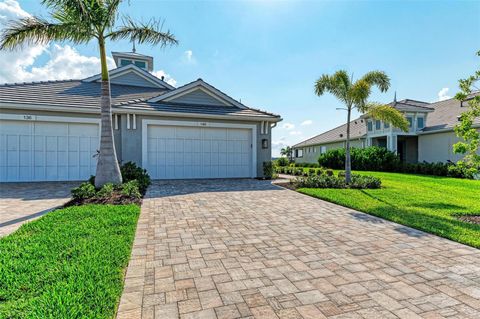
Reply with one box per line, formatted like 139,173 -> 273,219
120,59 -> 133,66
375,120 -> 381,130
384,122 -> 390,129
134,61 -> 146,69
407,117 -> 413,128
295,149 -> 303,158
321,146 -> 326,154
417,117 -> 424,129
367,121 -> 373,131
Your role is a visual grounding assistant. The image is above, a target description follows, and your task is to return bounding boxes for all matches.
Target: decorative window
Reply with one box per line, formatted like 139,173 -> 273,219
407,117 -> 413,128
384,122 -> 390,128
375,120 -> 381,130
120,59 -> 133,66
367,121 -> 373,131
321,146 -> 326,154
134,61 -> 147,69
296,149 -> 303,158
417,117 -> 424,129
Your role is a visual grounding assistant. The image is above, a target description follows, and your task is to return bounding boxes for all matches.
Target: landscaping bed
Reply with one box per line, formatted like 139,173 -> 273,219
0,204 -> 140,318
296,171 -> 480,248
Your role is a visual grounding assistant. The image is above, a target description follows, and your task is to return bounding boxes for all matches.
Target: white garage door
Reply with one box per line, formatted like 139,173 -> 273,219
0,119 -> 99,182
146,125 -> 253,179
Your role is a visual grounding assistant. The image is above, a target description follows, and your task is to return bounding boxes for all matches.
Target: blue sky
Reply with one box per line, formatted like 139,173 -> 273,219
2,0 -> 480,156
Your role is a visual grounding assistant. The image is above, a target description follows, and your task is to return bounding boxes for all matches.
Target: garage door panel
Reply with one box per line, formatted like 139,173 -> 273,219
146,125 -> 252,179
0,119 -> 99,182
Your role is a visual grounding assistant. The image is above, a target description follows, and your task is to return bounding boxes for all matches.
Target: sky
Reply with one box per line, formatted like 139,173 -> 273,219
1,0 -> 479,156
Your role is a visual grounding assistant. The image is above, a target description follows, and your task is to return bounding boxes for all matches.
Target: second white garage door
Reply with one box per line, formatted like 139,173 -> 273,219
145,124 -> 253,179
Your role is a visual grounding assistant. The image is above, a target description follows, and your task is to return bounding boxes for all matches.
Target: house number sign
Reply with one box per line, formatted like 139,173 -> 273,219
23,115 -> 36,120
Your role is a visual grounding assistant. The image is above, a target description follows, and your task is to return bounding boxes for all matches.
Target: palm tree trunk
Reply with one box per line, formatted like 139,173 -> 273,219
94,37 -> 122,187
345,107 -> 352,184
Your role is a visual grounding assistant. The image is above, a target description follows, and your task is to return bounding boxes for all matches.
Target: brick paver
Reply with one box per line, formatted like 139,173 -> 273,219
0,182 -> 74,236
117,179 -> 480,319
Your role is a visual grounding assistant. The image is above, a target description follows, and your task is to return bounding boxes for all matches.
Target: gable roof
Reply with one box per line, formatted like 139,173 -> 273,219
149,78 -> 247,109
83,64 -> 174,90
293,118 -> 366,148
390,99 -> 434,112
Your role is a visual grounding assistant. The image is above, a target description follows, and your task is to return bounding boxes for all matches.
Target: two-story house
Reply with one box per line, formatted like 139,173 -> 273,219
292,94 -> 480,164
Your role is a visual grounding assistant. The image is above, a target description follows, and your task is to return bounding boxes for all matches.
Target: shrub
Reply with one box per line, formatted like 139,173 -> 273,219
97,183 -> 114,198
276,157 -> 289,167
120,162 -> 151,194
71,182 -> 96,200
121,180 -> 142,199
293,173 -> 381,189
263,161 -> 274,179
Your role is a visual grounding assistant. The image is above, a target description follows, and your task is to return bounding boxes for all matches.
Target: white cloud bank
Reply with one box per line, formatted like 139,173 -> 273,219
282,123 -> 295,130
0,0 -> 175,85
152,70 -> 177,86
301,120 -> 313,126
438,88 -> 451,101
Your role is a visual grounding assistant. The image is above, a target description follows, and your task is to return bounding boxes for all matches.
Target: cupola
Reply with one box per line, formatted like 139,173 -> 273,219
111,44 -> 153,72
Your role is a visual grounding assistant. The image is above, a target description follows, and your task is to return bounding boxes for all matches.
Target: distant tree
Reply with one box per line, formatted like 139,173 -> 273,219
0,0 -> 177,187
314,70 -> 408,183
280,146 -> 293,161
453,50 -> 480,175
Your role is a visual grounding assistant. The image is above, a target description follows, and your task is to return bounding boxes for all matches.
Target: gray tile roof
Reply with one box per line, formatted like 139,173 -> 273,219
389,99 -> 434,112
0,78 -> 280,119
423,92 -> 480,132
0,80 -> 167,108
293,118 -> 366,147
118,100 -> 280,118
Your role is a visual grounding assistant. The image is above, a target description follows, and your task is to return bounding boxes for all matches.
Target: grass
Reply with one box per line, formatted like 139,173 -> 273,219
0,204 -> 140,319
297,171 -> 480,248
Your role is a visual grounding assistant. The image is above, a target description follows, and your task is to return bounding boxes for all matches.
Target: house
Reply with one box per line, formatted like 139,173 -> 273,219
292,94 -> 480,164
0,51 -> 281,182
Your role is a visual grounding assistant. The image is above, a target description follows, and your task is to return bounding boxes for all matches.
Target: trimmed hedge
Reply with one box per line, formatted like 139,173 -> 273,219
316,146 -> 474,179
293,172 -> 381,189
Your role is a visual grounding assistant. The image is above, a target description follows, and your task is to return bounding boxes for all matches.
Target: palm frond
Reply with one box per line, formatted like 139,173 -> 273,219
107,17 -> 178,47
360,70 -> 390,92
364,102 -> 409,132
0,16 -> 89,50
314,70 -> 351,104
349,79 -> 371,110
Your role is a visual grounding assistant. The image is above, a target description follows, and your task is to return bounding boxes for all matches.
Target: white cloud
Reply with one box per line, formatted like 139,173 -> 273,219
282,123 -> 295,130
0,0 -> 114,83
152,70 -> 177,87
301,120 -> 313,126
438,88 -> 451,101
289,130 -> 302,136
182,49 -> 196,64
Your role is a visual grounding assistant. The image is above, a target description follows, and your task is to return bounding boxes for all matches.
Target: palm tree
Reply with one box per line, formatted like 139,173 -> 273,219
314,70 -> 408,183
0,0 -> 178,187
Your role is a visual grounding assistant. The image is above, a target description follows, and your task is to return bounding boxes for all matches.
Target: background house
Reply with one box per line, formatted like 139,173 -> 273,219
292,94 -> 480,164
0,51 -> 281,182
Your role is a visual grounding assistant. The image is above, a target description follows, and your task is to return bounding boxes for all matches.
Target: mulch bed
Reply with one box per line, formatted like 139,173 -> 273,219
65,193 -> 142,207
456,215 -> 480,225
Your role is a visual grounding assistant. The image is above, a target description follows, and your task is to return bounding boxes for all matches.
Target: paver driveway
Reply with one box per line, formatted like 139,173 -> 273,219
0,182 -> 74,237
117,179 -> 480,319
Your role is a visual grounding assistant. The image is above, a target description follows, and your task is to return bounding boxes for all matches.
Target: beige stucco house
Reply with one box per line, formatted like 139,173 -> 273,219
292,94 -> 480,164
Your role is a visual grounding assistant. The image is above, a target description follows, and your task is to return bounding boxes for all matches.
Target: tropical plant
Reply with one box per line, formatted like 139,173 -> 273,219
314,70 -> 409,183
280,146 -> 293,161
0,0 -> 177,187
453,50 -> 480,176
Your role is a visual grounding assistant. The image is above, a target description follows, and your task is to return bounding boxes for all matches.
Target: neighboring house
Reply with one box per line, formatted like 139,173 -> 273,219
0,51 -> 281,182
293,95 -> 480,164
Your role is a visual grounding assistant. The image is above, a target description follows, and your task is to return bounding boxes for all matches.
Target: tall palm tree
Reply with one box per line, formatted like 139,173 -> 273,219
0,0 -> 178,187
280,146 -> 293,161
314,70 -> 408,183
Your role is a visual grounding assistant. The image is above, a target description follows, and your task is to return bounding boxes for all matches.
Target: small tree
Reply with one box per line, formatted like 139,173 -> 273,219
453,50 -> 480,175
280,146 -> 293,161
314,70 -> 409,183
0,0 -> 178,187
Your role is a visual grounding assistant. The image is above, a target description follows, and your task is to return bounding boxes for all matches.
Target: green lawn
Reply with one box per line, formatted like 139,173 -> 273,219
0,204 -> 140,319
298,171 -> 480,248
